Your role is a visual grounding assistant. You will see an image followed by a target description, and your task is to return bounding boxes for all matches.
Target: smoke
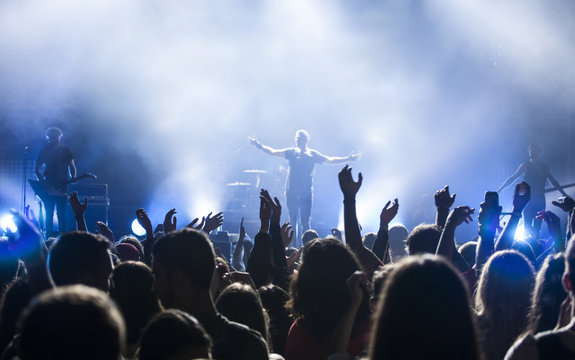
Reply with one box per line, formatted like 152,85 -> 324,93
1,0 -> 573,234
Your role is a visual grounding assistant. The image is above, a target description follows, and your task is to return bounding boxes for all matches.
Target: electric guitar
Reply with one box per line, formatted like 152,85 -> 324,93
29,173 -> 97,203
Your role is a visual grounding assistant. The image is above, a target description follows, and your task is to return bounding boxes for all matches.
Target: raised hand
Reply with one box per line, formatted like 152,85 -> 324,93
434,186 -> 456,209
437,206 -> 474,262
186,217 -> 205,231
9,210 -> 45,262
338,165 -> 362,199
24,205 -> 40,230
136,209 -> 153,234
95,221 -> 115,243
380,199 -> 399,227
203,212 -> 224,234
512,182 -> 531,213
446,206 -> 475,228
261,189 -> 281,225
280,222 -> 294,247
69,191 -> 87,218
536,211 -> 561,234
163,208 -> 177,234
239,217 -> 246,242
347,152 -> 361,161
552,196 -> 575,213
259,194 -> 272,233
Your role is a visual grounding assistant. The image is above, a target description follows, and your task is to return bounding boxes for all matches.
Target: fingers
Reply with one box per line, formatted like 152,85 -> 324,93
383,200 -> 391,210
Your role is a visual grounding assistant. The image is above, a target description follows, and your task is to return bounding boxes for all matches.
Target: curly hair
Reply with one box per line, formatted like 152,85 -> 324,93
287,238 -> 369,340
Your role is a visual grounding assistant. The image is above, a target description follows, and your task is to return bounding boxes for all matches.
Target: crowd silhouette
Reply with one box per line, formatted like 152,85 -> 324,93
1,162 -> 574,360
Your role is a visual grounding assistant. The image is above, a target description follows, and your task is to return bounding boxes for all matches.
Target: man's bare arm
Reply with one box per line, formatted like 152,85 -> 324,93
248,136 -> 288,157
69,159 -> 77,179
315,151 -> 360,165
546,166 -> 568,196
497,163 -> 525,193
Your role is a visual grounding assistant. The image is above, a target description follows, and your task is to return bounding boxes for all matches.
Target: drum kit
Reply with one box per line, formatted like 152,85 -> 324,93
224,169 -> 267,211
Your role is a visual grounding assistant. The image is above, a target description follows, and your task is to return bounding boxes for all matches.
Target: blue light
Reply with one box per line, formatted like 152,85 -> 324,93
131,218 -> 146,236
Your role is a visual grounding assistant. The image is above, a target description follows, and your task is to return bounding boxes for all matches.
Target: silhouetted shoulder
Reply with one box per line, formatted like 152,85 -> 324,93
203,314 -> 269,360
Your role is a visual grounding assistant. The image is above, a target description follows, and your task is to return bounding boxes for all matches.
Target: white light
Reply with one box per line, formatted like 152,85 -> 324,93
515,224 -> 527,242
131,219 -> 146,237
0,215 -> 17,233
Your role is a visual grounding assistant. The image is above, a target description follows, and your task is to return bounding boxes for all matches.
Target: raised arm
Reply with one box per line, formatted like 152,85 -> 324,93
69,191 -> 88,232
436,206 -> 474,262
495,182 -> 530,251
11,211 -> 53,295
373,199 -> 398,263
317,151 -> 360,165
434,186 -> 456,228
248,136 -> 289,157
231,218 -> 246,271
536,210 -> 564,252
261,189 -> 290,291
475,193 -> 502,273
136,208 -> 155,266
338,166 -> 383,278
497,163 -> 525,193
246,192 -> 273,288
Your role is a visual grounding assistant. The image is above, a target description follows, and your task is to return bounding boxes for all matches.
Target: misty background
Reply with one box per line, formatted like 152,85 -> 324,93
1,0 -> 574,241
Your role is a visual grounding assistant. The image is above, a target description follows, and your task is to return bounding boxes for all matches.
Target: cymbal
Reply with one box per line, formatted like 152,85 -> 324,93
243,169 -> 266,174
226,182 -> 252,187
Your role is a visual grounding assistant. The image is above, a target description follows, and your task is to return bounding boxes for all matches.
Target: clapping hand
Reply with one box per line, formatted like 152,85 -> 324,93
203,212 -> 224,234
280,223 -> 294,247
380,199 -> 399,227
69,191 -> 87,218
136,209 -> 153,234
163,209 -> 177,233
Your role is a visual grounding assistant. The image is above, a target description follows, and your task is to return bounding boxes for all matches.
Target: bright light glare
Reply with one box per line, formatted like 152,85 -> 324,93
131,219 -> 146,236
514,223 -> 527,242
0,215 -> 17,233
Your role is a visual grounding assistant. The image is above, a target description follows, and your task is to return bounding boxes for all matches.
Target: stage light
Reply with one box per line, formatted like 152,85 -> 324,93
0,215 -> 17,234
131,219 -> 146,237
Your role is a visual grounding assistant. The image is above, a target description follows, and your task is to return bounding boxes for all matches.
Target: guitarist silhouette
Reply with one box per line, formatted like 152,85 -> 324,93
34,127 -> 77,237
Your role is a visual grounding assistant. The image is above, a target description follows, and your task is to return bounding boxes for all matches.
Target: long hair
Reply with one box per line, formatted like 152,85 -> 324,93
215,283 -> 270,347
287,238 -> 370,341
526,253 -> 567,334
475,250 -> 535,360
369,255 -> 482,360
